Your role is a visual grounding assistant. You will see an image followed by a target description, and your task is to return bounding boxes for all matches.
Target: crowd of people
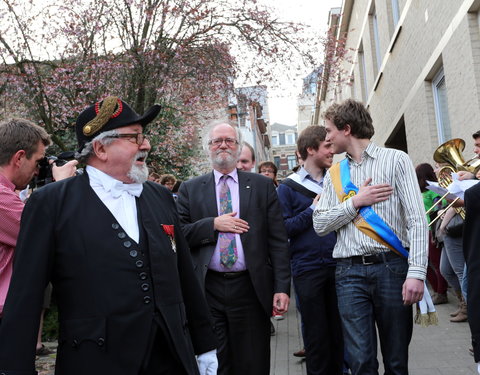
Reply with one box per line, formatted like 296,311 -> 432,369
0,96 -> 478,375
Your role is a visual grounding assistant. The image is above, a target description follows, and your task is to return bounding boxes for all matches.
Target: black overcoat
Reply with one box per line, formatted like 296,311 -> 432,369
464,182 -> 480,362
0,173 -> 217,375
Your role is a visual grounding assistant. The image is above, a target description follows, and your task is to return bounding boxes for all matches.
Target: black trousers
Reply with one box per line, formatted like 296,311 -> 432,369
293,268 -> 344,375
139,319 -> 187,375
205,270 -> 270,375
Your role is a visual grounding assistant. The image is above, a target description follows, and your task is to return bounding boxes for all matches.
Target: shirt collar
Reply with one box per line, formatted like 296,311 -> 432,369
345,142 -> 378,163
0,173 -> 15,192
87,165 -> 121,188
213,168 -> 238,185
297,166 -> 325,184
296,167 -> 309,181
86,165 -> 143,197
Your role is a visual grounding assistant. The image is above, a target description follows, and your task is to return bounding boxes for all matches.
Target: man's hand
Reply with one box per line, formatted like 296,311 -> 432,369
352,177 -> 393,208
273,293 -> 290,315
402,278 -> 424,305
313,194 -> 320,206
457,170 -> 474,181
213,212 -> 249,233
196,349 -> 218,375
51,160 -> 78,181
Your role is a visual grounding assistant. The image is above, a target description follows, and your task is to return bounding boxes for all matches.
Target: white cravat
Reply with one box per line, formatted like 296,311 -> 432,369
86,166 -> 142,243
109,180 -> 143,198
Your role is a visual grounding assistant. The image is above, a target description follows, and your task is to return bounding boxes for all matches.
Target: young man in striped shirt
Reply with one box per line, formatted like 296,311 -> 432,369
313,99 -> 428,375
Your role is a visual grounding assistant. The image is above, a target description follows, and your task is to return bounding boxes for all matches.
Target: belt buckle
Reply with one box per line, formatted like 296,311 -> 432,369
361,255 -> 374,265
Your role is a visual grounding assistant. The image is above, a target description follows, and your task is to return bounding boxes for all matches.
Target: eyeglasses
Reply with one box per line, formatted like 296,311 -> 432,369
109,133 -> 148,145
208,137 -> 239,147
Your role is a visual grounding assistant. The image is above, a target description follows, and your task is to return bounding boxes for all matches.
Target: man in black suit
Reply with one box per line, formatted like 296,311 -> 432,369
0,96 -> 217,375
464,180 -> 480,368
177,122 -> 291,375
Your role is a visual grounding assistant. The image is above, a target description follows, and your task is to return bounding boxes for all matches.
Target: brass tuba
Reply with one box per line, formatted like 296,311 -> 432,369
427,138 -> 468,226
433,137 -> 480,174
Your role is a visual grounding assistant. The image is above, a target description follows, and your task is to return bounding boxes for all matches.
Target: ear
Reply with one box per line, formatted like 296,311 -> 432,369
11,150 -> 27,167
92,141 -> 108,162
344,124 -> 352,136
306,146 -> 316,156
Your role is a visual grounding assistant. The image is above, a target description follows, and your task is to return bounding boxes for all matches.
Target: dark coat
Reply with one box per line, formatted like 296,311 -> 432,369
464,182 -> 480,362
0,173 -> 217,375
276,182 -> 337,278
176,170 -> 291,315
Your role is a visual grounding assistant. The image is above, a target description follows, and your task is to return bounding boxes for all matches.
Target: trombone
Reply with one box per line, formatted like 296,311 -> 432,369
426,165 -> 462,227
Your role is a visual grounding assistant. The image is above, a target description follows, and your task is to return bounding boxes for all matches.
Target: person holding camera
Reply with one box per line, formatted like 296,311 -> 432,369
0,97 -> 217,375
0,118 -> 77,354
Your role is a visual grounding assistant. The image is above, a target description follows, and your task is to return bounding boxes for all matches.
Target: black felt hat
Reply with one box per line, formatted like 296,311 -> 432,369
76,96 -> 161,151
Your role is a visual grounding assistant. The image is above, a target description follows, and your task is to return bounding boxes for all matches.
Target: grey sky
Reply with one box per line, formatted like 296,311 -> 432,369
260,0 -> 343,126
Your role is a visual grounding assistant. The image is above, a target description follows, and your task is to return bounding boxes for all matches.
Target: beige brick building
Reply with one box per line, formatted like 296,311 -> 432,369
314,0 -> 480,165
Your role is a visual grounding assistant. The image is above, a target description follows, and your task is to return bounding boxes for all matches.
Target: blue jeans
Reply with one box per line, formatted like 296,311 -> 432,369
336,256 -> 412,375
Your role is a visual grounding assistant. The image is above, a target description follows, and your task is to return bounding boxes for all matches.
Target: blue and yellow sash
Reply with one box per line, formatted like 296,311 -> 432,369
330,159 -> 409,258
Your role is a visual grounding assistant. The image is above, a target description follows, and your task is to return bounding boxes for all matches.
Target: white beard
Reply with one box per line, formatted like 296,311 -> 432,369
211,150 -> 238,171
127,151 -> 149,183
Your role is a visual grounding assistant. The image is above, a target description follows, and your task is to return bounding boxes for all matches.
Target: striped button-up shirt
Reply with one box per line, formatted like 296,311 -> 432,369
313,143 -> 428,280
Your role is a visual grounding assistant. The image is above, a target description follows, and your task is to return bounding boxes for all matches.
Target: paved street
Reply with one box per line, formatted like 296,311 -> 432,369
36,290 -> 476,375
270,289 -> 476,375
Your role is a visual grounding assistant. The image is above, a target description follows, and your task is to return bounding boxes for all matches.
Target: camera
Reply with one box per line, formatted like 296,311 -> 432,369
31,151 -> 79,188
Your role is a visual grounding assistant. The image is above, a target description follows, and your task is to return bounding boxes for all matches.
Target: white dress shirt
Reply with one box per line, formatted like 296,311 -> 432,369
86,166 -> 142,243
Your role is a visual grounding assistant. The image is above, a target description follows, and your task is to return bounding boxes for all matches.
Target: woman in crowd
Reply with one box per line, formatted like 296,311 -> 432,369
415,163 -> 449,304
258,161 -> 278,186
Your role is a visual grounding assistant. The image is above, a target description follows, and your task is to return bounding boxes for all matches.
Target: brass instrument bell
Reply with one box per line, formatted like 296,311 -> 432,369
433,138 -> 466,170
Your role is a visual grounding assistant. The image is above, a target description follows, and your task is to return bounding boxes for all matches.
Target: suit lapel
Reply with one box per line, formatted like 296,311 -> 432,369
138,185 -> 174,255
237,171 -> 252,252
238,170 -> 252,222
203,172 -> 218,218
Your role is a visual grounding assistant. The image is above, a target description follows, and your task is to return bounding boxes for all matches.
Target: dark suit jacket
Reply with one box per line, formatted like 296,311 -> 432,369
176,170 -> 290,315
0,173 -> 216,375
464,182 -> 480,362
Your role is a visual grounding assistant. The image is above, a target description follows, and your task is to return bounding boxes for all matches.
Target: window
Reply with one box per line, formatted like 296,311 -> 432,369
286,132 -> 295,145
274,156 -> 280,168
432,68 -> 451,143
350,74 -> 357,100
372,8 -> 382,71
391,0 -> 400,27
358,43 -> 369,101
271,134 -> 279,146
287,155 -> 296,170
279,133 -> 286,145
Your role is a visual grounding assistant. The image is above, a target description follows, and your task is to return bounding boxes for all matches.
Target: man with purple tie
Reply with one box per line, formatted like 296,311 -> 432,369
177,121 -> 291,375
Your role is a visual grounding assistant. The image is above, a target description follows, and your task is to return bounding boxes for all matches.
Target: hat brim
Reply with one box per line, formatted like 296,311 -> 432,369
135,104 -> 162,128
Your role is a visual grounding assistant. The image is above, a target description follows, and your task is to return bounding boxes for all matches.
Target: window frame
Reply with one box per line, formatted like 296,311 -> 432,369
432,67 -> 452,144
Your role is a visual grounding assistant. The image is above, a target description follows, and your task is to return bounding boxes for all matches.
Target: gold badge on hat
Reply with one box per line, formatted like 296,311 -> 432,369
83,96 -> 123,136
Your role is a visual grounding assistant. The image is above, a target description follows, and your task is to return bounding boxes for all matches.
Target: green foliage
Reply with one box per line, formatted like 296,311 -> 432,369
42,303 -> 59,342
